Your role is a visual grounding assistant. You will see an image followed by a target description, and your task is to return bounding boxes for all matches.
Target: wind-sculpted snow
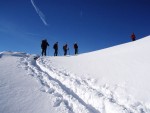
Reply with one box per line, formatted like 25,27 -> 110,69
18,55 -> 149,113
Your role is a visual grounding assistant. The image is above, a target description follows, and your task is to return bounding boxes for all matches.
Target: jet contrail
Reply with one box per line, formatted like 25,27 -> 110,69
31,0 -> 48,26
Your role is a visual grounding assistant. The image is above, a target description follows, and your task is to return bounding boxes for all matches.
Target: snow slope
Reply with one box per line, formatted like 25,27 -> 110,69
0,52 -> 56,113
0,36 -> 150,113
45,36 -> 150,103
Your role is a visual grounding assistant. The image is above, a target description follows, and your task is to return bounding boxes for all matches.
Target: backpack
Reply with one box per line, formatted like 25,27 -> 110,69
74,44 -> 78,49
63,44 -> 67,50
53,43 -> 57,49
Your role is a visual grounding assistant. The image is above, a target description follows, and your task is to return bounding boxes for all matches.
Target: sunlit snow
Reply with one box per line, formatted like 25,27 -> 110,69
0,36 -> 150,113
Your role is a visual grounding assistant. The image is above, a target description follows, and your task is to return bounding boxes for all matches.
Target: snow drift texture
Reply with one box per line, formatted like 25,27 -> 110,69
0,36 -> 150,113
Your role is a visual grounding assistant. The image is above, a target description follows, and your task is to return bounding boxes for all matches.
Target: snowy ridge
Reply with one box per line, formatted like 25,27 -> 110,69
1,36 -> 150,113
18,54 -> 149,113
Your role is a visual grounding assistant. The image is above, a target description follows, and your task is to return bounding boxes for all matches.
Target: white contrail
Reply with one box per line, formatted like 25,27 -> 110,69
31,0 -> 48,26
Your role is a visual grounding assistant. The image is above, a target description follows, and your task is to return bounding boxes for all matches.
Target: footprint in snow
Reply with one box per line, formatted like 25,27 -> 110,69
47,88 -> 55,94
53,96 -> 63,107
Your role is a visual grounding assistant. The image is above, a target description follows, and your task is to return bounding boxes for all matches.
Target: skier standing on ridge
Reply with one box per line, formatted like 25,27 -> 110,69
53,42 -> 58,56
41,39 -> 49,56
74,42 -> 78,55
131,33 -> 136,41
63,43 -> 68,56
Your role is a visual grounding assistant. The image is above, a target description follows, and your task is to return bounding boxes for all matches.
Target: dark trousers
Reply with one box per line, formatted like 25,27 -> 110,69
75,48 -> 78,55
64,50 -> 67,56
54,49 -> 58,56
132,38 -> 135,41
42,48 -> 47,56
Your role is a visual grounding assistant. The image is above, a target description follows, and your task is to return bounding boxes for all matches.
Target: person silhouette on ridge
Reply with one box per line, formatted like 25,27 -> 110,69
74,42 -> 78,55
53,42 -> 58,56
63,43 -> 68,56
41,39 -> 49,56
131,33 -> 136,41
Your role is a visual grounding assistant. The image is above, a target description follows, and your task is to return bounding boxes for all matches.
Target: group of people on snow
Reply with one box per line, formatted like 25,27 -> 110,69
41,33 -> 136,56
41,40 -> 78,56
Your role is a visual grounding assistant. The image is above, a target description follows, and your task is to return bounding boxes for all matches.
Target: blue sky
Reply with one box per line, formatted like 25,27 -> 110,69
0,0 -> 150,56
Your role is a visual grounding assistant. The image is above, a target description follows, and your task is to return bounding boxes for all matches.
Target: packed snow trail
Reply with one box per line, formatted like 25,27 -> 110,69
19,56 -> 93,113
19,55 -> 149,113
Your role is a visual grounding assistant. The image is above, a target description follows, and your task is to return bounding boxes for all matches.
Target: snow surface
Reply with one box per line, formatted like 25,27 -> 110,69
0,36 -> 150,113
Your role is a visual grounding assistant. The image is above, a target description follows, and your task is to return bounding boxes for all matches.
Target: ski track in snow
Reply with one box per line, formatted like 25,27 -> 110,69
18,55 -> 149,113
